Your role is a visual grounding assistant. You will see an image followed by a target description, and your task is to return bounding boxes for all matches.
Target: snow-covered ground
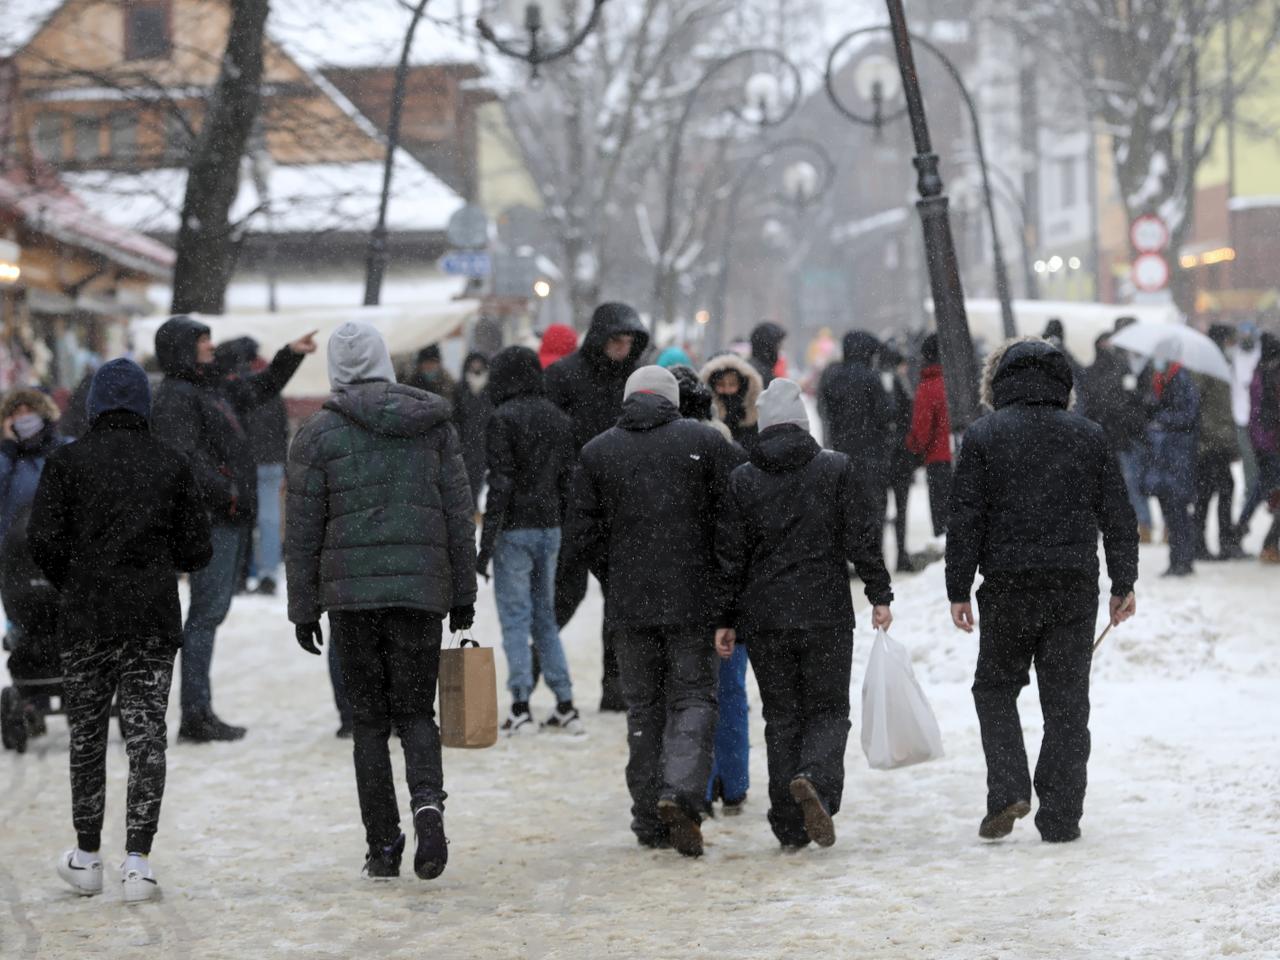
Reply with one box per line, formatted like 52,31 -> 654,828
2,484 -> 1279,960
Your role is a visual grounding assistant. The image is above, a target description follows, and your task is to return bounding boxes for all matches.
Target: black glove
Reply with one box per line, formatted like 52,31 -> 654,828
296,621 -> 323,655
449,605 -> 475,634
476,552 -> 491,581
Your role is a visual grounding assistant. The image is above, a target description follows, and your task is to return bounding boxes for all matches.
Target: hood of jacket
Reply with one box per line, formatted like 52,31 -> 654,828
213,336 -> 259,376
985,337 -> 1074,411
750,423 -> 821,473
328,321 -> 396,388
0,386 -> 60,425
489,345 -> 544,404
539,324 -> 579,368
155,315 -> 212,380
700,353 -> 763,427
580,303 -> 650,367
86,358 -> 152,423
842,330 -> 880,367
750,322 -> 786,367
657,345 -> 693,369
617,391 -> 680,432
325,382 -> 452,438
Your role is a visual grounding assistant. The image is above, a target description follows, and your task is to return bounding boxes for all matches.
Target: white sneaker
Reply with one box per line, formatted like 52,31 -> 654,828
121,856 -> 160,903
57,849 -> 103,896
541,704 -> 585,736
501,706 -> 535,737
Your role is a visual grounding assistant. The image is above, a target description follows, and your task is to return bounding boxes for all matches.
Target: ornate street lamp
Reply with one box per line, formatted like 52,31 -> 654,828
476,1 -> 609,81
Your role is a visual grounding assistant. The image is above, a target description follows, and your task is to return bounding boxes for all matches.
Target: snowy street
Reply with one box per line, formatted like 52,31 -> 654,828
2,491 -> 1278,960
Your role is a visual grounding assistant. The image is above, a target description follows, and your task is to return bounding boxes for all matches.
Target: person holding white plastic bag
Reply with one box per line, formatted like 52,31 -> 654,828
947,339 -> 1138,844
716,379 -> 892,850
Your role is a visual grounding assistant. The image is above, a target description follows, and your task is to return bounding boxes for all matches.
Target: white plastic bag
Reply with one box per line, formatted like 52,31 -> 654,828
861,628 -> 945,770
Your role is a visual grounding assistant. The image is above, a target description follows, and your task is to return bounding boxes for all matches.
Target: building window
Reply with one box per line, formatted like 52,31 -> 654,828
162,110 -> 194,163
124,2 -> 172,61
109,112 -> 138,160
74,116 -> 102,162
1057,157 -> 1078,209
33,113 -> 63,161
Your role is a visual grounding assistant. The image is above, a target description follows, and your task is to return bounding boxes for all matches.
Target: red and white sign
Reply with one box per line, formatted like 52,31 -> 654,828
1130,215 -> 1170,254
1132,252 -> 1171,292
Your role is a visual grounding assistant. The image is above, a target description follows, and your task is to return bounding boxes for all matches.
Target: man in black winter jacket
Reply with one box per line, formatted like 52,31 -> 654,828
29,358 -> 211,902
565,365 -> 739,857
546,301 -> 650,710
818,331 -> 893,562
477,346 -> 579,735
749,322 -> 787,388
151,316 -> 314,743
947,338 -> 1138,844
717,378 -> 893,850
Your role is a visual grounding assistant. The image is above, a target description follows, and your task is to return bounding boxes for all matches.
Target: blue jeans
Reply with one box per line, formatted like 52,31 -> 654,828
493,528 -> 573,704
1116,449 -> 1152,528
253,463 -> 284,579
707,642 -> 750,804
181,525 -> 249,717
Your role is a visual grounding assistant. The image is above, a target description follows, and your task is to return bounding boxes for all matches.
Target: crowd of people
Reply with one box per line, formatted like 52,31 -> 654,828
2,298 -> 1276,900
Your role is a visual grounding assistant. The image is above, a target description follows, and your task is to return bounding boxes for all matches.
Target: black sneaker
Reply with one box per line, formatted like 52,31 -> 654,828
501,701 -> 534,737
656,799 -> 703,858
541,701 -> 584,734
255,576 -> 277,596
177,712 -> 247,743
636,831 -> 671,850
336,721 -> 353,739
789,777 -> 835,848
412,806 -> 448,880
979,800 -> 1032,840
363,833 -> 405,880
721,795 -> 747,817
1039,823 -> 1082,843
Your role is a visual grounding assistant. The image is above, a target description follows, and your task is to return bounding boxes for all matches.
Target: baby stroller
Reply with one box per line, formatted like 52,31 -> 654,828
1,506 -> 64,753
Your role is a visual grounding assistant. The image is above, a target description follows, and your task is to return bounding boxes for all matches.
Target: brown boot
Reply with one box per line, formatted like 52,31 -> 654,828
656,799 -> 703,858
1138,525 -> 1153,544
1261,546 -> 1280,565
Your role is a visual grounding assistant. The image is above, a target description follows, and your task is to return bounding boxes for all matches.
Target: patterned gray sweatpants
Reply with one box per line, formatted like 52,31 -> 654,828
63,636 -> 176,855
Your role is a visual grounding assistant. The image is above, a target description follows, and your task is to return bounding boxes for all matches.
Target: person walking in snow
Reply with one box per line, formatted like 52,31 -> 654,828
1192,325 -> 1245,560
1245,333 -> 1280,563
29,359 -> 212,902
701,352 -> 763,451
947,338 -> 1138,844
151,316 -> 313,743
285,322 -> 476,881
546,302 -> 650,710
881,345 -> 919,572
749,322 -> 787,388
538,323 -> 578,370
906,334 -> 954,538
453,352 -> 494,504
1143,338 -> 1201,577
0,387 -> 68,549
717,379 -> 893,850
476,346 -> 580,736
564,365 -> 739,857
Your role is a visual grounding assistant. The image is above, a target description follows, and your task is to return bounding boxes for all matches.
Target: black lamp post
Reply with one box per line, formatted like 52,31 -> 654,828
651,48 -> 803,325
477,1 -> 609,81
825,8 -> 982,428
709,138 -> 835,352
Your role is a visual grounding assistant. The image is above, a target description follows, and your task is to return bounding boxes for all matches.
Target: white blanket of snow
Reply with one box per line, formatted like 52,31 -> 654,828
2,487 -> 1279,959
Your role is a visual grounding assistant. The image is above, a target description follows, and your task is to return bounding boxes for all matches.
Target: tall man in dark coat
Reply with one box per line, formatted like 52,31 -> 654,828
717,379 -> 893,850
749,321 -> 787,387
29,359 -> 212,902
545,302 -> 650,710
565,365 -> 739,857
286,322 -> 476,881
151,316 -> 314,743
947,339 -> 1138,844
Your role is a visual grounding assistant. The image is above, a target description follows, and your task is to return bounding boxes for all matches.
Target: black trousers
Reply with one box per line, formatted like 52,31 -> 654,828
1193,451 -> 1236,551
746,628 -> 853,847
63,635 -> 176,855
330,608 -> 446,850
926,462 -> 953,537
973,585 -> 1095,839
1159,495 -> 1196,572
614,626 -> 718,840
888,470 -> 913,566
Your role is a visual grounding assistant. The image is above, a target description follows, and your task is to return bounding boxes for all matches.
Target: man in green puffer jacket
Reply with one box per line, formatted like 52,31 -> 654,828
285,321 -> 476,882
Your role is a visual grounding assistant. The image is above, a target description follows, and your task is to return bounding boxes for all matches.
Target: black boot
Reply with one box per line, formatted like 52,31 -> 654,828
177,711 -> 247,743
363,833 -> 405,880
412,805 -> 448,880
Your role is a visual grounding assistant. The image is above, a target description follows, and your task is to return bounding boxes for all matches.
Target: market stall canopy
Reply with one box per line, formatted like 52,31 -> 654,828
131,298 -> 478,398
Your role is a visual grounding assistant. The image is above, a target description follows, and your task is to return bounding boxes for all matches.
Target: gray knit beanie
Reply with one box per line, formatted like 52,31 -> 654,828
623,365 -> 679,408
757,378 -> 809,432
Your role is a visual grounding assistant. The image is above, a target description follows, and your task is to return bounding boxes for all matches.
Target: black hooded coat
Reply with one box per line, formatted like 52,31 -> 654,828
478,347 -> 575,563
453,351 -> 494,494
545,303 -> 650,452
818,331 -> 892,472
749,322 -> 786,388
946,340 -> 1139,603
151,317 -> 302,525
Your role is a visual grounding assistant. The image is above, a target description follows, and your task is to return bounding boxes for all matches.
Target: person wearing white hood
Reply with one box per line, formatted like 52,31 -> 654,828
285,322 -> 477,881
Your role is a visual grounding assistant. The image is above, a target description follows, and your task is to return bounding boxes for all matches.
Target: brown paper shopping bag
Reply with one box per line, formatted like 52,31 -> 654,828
439,635 -> 498,749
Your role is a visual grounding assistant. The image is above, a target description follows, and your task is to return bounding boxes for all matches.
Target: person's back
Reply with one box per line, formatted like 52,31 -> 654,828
818,331 -> 889,461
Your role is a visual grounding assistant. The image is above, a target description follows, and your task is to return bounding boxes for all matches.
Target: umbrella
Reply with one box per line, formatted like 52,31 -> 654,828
1110,322 -> 1233,382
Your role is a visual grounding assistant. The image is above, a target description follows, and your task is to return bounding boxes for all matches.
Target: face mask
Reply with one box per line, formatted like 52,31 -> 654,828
720,394 -> 746,422
466,371 -> 489,393
1153,359 -> 1169,373
12,412 -> 44,440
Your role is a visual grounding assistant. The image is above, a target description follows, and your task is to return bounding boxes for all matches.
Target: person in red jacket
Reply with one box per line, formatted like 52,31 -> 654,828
905,334 -> 953,537
538,324 -> 579,370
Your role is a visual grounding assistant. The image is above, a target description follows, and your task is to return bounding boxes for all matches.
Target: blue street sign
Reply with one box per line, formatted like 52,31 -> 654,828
440,251 -> 492,277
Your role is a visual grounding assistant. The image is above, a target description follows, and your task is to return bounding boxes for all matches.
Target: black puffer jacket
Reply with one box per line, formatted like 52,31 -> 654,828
478,347 -> 575,562
545,303 -> 650,452
1081,345 -> 1147,453
818,331 -> 892,471
29,412 -> 211,644
946,339 -> 1139,602
151,317 -> 302,525
565,392 -> 739,629
285,382 -> 477,625
718,425 -> 892,633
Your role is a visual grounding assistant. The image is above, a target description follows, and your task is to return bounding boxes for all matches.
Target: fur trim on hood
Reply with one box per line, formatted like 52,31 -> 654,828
699,353 -> 763,428
0,387 -> 60,424
981,336 -> 1076,411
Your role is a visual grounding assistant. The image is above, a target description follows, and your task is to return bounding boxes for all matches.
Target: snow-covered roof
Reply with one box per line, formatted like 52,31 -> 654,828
0,0 -> 61,57
270,0 -> 482,71
62,149 -> 464,237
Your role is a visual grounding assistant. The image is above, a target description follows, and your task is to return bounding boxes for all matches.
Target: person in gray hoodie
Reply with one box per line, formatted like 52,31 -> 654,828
285,322 -> 477,882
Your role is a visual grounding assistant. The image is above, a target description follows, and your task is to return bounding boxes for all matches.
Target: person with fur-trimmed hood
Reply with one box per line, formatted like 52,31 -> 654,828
701,352 -> 763,451
0,387 -> 69,548
947,337 -> 1138,845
